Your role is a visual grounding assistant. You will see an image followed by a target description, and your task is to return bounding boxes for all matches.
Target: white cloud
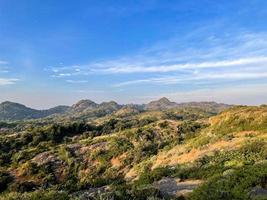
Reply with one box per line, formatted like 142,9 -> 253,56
66,80 -> 88,83
87,32 -> 267,74
51,73 -> 72,78
100,56 -> 267,73
0,60 -> 8,65
74,89 -> 104,93
114,76 -> 182,87
0,78 -> 19,86
114,71 -> 267,87
48,32 -> 267,79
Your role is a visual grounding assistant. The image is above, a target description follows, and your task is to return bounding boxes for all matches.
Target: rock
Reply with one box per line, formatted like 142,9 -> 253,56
32,152 -> 61,166
71,186 -> 110,200
249,186 -> 267,199
89,142 -> 108,150
154,177 -> 203,197
67,143 -> 82,155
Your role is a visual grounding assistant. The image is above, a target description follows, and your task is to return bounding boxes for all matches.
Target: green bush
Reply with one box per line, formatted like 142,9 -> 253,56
0,190 -> 69,200
190,163 -> 267,200
0,171 -> 13,192
136,167 -> 174,185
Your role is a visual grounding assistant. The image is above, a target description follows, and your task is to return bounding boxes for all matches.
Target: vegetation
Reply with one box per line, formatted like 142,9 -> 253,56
0,99 -> 266,199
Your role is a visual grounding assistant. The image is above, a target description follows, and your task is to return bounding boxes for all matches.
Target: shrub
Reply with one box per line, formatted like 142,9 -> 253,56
189,163 -> 267,200
136,167 -> 174,185
0,171 -> 13,192
0,190 -> 69,200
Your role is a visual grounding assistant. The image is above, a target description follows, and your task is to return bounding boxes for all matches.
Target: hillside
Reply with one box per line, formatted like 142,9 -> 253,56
0,101 -> 70,121
0,103 -> 266,199
0,98 -> 230,121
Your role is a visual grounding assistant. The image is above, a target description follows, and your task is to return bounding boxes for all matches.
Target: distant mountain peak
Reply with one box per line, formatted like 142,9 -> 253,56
75,99 -> 97,105
158,97 -> 171,103
99,101 -> 121,110
145,97 -> 177,110
71,99 -> 98,112
1,101 -> 27,108
0,101 -> 69,120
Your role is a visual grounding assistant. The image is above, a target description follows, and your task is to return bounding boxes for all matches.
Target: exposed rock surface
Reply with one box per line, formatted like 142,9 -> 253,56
71,186 -> 110,200
249,187 -> 267,199
154,177 -> 203,197
32,152 -> 61,166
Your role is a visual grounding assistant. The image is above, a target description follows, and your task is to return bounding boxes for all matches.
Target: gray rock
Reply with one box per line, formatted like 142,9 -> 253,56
249,187 -> 267,199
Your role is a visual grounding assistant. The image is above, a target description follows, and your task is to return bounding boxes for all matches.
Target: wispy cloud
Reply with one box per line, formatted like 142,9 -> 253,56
50,32 -> 267,72
103,56 -> 267,74
86,32 -> 267,74
0,60 -> 8,65
66,80 -> 88,83
51,73 -> 72,78
48,31 -> 267,91
0,78 -> 19,86
74,89 -> 104,93
114,71 -> 267,87
0,66 -> 9,73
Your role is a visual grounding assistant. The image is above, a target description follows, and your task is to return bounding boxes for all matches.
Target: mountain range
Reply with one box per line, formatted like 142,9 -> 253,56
0,97 -> 231,120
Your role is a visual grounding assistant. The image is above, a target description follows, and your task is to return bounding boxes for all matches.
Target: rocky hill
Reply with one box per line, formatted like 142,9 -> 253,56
70,99 -> 98,112
145,97 -> 177,110
0,98 -> 231,121
0,103 -> 266,200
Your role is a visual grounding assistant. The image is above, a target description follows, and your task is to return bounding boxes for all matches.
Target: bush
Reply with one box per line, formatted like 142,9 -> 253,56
189,163 -> 267,200
136,167 -> 174,185
0,171 -> 13,192
177,121 -> 206,143
0,190 -> 69,200
10,181 -> 37,193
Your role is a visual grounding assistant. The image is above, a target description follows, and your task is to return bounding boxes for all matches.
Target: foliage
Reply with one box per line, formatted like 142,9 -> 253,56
0,104 -> 267,200
189,163 -> 267,200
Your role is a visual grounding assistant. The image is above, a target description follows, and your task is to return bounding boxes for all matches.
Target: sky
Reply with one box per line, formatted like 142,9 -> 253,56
1,0 -> 267,108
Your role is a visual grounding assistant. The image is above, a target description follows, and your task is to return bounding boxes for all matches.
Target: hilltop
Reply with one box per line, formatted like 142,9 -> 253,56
0,101 -> 69,121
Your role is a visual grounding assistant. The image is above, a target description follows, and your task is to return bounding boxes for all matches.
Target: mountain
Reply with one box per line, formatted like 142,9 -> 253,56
70,100 -> 121,113
0,101 -> 70,120
45,105 -> 70,115
0,98 -> 232,121
114,104 -> 143,117
177,101 -> 232,113
98,101 -> 122,111
70,99 -> 98,112
145,97 -> 177,110
145,97 -> 231,112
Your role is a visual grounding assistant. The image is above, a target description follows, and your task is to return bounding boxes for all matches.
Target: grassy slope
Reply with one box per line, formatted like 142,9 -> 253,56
0,106 -> 266,199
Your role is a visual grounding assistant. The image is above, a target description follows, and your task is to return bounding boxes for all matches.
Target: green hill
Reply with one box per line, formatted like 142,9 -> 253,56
0,102 -> 266,200
0,98 -> 230,121
0,101 -> 69,120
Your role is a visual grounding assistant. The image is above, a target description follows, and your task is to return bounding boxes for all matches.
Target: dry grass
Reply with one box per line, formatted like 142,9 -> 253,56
152,131 -> 267,169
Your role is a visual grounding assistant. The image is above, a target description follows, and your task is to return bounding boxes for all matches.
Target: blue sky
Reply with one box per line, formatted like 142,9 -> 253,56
1,0 -> 267,108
